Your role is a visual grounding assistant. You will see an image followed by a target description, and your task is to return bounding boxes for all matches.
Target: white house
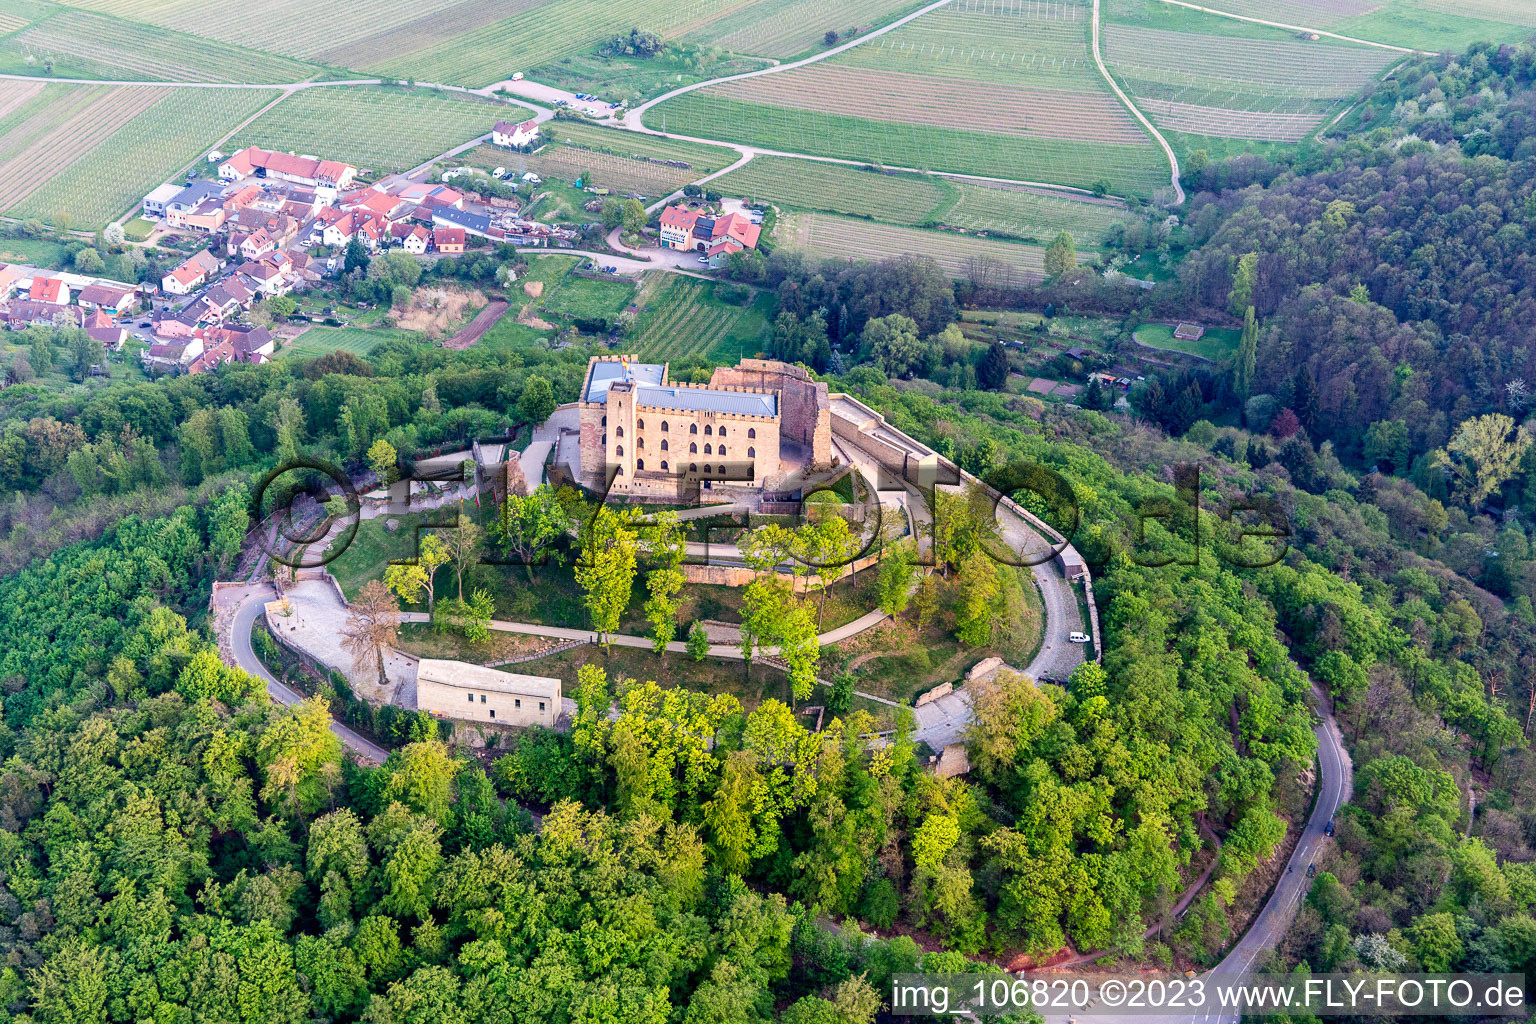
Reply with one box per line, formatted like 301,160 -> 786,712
492,119 -> 539,149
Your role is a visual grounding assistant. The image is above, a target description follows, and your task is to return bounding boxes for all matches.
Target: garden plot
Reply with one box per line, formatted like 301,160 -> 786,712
777,212 -> 1052,281
4,86 -> 276,226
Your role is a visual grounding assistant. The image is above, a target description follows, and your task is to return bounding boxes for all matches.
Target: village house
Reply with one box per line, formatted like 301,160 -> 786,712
84,309 -> 127,350
491,119 -> 540,149
142,183 -> 182,219
239,229 -> 275,260
28,276 -> 69,305
2,300 -> 85,330
657,205 -> 761,259
433,227 -> 465,253
143,336 -> 204,374
75,282 -> 138,315
161,250 -> 222,295
164,180 -> 229,232
0,264 -> 24,299
392,223 -> 430,253
185,323 -> 274,372
218,146 -> 356,194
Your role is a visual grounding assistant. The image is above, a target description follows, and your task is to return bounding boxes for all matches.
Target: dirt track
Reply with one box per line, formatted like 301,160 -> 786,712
442,298 -> 509,349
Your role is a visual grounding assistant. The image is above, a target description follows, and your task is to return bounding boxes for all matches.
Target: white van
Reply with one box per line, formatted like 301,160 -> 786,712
1068,632 -> 1090,643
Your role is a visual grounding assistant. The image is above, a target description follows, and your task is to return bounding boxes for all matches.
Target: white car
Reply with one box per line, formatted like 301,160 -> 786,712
697,255 -> 709,264
1068,632 -> 1091,643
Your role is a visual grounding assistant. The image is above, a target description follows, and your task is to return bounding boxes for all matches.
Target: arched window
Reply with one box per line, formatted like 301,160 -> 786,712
703,465 -> 711,474
637,437 -> 644,449
719,446 -> 726,457
616,445 -> 623,457
747,446 -> 756,458
689,463 -> 697,472
689,423 -> 698,434
689,442 -> 697,453
704,424 -> 712,436
719,427 -> 727,438
661,439 -> 668,451
660,460 -> 668,471
602,416 -> 607,426
601,435 -> 606,446
615,426 -> 623,438
661,421 -> 668,431
637,419 -> 645,430
636,458 -> 644,471
747,428 -> 756,439
616,467 -> 623,476
704,444 -> 712,455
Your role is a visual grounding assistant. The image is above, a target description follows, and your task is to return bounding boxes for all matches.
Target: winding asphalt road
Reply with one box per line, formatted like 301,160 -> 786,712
228,585 -> 390,763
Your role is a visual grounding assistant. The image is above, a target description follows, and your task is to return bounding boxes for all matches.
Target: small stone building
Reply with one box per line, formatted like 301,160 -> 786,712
415,659 -> 561,728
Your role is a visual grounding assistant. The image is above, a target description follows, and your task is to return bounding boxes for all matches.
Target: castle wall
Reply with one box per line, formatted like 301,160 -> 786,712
710,359 -> 831,466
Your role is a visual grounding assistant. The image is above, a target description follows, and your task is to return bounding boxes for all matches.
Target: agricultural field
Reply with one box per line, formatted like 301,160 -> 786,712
683,0 -> 920,58
0,81 -> 275,227
232,87 -> 513,175
0,236 -> 69,267
711,155 -> 1138,245
1110,0 -> 1536,49
709,157 -> 950,224
776,212 -> 1055,283
535,274 -> 635,323
533,47 -> 769,105
282,326 -> 417,360
1104,20 -> 1398,141
538,121 -> 737,172
1133,321 -> 1240,361
0,8 -> 323,81
628,273 -> 774,362
482,137 -> 707,196
367,0 -> 766,87
649,0 -> 1171,198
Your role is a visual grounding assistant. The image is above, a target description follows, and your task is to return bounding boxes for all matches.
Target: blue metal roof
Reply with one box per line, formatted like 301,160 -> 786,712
585,360 -> 665,402
636,385 -> 776,417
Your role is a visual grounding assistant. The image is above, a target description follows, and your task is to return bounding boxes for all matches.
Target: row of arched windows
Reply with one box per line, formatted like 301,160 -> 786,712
629,418 -> 757,440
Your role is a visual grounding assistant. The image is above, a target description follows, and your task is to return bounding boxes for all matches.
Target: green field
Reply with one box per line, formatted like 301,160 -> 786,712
537,273 -> 635,322
710,157 -> 949,224
1,85 -> 277,227
282,326 -> 419,359
628,273 -> 774,362
683,0 -> 920,57
532,47 -> 769,104
649,90 -> 1169,199
1133,322 -> 1240,361
0,8 -> 325,81
0,236 -> 68,267
776,212 -> 1056,283
1134,0 -> 1536,49
466,125 -> 728,196
709,155 -> 1137,245
232,87 -> 516,175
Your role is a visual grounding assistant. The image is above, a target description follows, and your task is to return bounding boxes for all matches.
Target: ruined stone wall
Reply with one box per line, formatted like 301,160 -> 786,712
710,359 -> 831,465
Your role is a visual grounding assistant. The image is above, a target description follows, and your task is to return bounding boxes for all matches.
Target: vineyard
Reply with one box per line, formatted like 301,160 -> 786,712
777,212 -> 1052,282
542,122 -> 736,172
938,180 -> 1134,245
1105,21 -> 1396,141
233,87 -> 506,174
314,0 -> 539,69
4,86 -> 276,226
367,0 -> 764,87
685,0 -> 916,57
512,144 -> 701,195
629,274 -> 771,363
652,0 -> 1170,197
709,156 -> 949,223
648,89 -> 1169,198
2,9 -> 323,81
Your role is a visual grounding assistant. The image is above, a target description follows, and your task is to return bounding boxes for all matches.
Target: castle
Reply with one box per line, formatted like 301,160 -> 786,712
578,356 -> 832,497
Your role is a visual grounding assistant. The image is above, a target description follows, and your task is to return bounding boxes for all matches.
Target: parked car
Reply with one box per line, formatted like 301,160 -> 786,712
697,255 -> 709,264
1324,820 -> 1335,837
1068,631 -> 1091,643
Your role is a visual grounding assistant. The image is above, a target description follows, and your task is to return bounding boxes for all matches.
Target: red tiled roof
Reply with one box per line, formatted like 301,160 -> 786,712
659,205 -> 699,230
29,277 -> 64,303
433,227 -> 465,246
711,212 -> 760,249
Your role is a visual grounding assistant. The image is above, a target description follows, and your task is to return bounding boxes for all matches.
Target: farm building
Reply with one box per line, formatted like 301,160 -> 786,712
416,659 -> 561,728
657,205 -> 761,256
218,146 -> 357,193
1174,323 -> 1205,341
491,119 -> 540,149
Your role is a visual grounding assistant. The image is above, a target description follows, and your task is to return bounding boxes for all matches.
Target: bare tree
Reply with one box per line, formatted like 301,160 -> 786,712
341,580 -> 399,688
443,510 -> 484,601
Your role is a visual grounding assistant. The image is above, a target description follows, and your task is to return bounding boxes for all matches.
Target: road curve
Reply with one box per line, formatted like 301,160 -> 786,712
1091,0 -> 1184,206
229,587 -> 390,764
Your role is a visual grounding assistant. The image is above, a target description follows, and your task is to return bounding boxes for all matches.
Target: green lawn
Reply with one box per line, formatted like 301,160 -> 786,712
0,236 -> 68,267
122,217 -> 155,242
282,326 -> 420,359
1133,322 -> 1240,361
538,274 -> 634,322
